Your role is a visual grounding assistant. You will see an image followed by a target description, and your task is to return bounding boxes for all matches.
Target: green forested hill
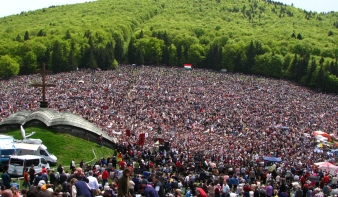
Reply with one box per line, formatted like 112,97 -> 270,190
0,0 -> 338,92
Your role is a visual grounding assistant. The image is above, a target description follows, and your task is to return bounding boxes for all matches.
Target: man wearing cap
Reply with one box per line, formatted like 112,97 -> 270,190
34,172 -> 43,186
140,179 -> 159,197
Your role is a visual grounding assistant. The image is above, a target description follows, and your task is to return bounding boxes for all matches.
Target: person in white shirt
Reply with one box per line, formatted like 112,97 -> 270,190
332,176 -> 338,189
178,180 -> 183,189
275,174 -> 280,183
87,170 -> 99,196
129,179 -> 135,196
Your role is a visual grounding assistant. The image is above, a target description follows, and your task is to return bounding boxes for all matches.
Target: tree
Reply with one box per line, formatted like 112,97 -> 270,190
135,46 -> 144,66
68,40 -> 78,71
233,52 -> 244,73
168,44 -> 178,66
161,46 -> 170,66
24,31 -> 30,41
37,29 -> 45,37
291,32 -> 296,38
206,44 -> 222,70
15,34 -> 22,42
114,37 -> 124,63
305,57 -> 317,86
112,59 -> 118,69
244,41 -> 255,73
268,54 -> 283,78
188,44 -> 205,68
65,30 -> 72,39
21,51 -> 37,74
316,65 -> 326,90
286,54 -> 298,79
0,55 -> 20,78
50,40 -> 67,73
81,37 -> 98,70
127,37 -> 137,64
297,33 -> 303,40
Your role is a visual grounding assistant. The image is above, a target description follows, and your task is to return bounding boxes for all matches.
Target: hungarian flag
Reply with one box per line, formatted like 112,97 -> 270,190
203,160 -> 209,167
184,64 -> 192,70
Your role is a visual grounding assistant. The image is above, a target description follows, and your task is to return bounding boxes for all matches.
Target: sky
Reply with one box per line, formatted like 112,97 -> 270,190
0,0 -> 337,18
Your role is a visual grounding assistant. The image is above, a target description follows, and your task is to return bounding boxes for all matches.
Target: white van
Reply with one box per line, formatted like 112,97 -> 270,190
15,143 -> 57,165
7,155 -> 50,177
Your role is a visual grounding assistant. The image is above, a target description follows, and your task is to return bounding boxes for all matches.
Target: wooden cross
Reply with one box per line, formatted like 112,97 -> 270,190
31,63 -> 56,108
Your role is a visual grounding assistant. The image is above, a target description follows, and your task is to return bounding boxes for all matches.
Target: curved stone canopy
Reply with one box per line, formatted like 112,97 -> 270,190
0,108 -> 116,143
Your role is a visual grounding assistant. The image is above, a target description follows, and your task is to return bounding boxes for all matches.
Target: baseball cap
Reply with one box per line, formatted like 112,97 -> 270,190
141,179 -> 148,185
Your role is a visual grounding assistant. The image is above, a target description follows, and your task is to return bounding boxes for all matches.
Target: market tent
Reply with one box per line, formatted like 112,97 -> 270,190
314,161 -> 338,175
314,131 -> 331,141
263,157 -> 282,162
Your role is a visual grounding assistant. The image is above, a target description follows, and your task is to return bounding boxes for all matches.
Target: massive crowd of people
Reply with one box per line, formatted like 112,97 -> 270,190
1,65 -> 337,164
0,65 -> 338,197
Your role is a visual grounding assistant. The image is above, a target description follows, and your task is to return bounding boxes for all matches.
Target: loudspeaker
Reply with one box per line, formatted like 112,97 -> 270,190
159,146 -> 164,152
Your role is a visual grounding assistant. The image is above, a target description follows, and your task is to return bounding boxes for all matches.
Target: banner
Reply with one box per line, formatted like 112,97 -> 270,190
126,129 -> 130,137
138,133 -> 145,146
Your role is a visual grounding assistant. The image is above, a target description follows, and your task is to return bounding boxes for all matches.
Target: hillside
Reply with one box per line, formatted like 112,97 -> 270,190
0,0 -> 337,92
4,127 -> 115,166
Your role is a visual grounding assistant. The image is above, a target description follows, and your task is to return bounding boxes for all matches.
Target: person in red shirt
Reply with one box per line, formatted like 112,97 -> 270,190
102,169 -> 109,187
323,174 -> 330,184
23,168 -> 31,189
196,186 -> 208,197
119,159 -> 126,170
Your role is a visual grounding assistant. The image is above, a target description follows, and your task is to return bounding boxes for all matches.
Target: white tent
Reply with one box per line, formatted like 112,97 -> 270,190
314,162 -> 338,175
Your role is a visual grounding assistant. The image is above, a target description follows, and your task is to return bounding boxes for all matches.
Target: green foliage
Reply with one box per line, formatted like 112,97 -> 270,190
0,55 -> 20,78
0,0 -> 337,91
21,51 -> 37,74
24,31 -> 30,41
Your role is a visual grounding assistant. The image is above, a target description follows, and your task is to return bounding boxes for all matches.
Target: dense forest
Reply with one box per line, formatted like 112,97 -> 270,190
0,0 -> 337,92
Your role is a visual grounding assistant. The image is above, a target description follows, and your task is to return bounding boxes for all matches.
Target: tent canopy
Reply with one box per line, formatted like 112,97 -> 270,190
263,157 -> 282,162
314,161 -> 338,175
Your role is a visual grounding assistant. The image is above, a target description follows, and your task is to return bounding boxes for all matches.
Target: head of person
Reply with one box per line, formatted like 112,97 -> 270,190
70,178 -> 78,186
152,174 -> 159,183
140,179 -> 148,190
35,190 -> 54,197
26,187 -> 40,197
123,168 -> 131,177
1,189 -> 14,197
75,167 -> 83,176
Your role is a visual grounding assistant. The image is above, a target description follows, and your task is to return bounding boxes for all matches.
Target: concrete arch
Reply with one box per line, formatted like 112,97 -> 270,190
0,108 -> 116,149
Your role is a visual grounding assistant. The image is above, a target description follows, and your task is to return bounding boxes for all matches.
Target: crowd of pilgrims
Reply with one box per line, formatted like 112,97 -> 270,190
0,64 -> 338,197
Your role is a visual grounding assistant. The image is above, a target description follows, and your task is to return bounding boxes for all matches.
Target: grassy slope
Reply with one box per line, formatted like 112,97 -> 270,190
3,127 -> 115,167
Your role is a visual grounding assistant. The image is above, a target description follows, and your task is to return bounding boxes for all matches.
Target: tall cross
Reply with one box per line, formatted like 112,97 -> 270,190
31,63 -> 56,108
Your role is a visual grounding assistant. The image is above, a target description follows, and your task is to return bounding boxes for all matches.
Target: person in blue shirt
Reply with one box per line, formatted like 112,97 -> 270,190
227,176 -> 234,190
141,179 -> 159,197
233,176 -> 239,191
132,175 -> 141,194
1,170 -> 11,189
10,180 -> 20,190
143,171 -> 150,180
185,187 -> 192,197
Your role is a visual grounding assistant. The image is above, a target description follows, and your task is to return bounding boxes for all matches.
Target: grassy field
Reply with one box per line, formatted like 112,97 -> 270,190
3,127 -> 116,167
